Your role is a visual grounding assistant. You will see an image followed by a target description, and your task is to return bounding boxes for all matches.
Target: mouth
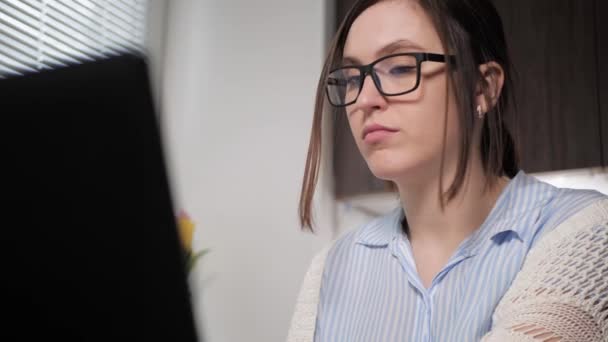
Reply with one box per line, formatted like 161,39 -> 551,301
362,124 -> 399,144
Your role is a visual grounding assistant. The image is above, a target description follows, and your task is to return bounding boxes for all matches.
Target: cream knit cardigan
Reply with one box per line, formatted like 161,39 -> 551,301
287,199 -> 608,342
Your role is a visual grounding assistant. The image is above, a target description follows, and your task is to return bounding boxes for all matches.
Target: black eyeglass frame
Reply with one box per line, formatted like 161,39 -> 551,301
326,52 -> 456,107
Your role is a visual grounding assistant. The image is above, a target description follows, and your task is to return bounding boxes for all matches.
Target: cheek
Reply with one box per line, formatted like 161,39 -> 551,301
440,88 -> 463,154
419,106 -> 461,166
405,75 -> 457,147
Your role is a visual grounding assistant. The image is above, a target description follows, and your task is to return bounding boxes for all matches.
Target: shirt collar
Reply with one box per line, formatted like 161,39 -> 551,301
354,170 -> 557,249
355,206 -> 403,247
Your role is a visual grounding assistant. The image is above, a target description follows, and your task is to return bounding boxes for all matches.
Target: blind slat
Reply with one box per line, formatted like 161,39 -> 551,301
115,0 -> 146,20
4,0 -> 108,47
105,1 -> 145,33
0,47 -> 38,70
0,52 -> 38,74
0,60 -> 28,78
45,3 -> 134,50
64,0 -> 146,35
0,0 -> 148,77
0,33 -> 72,68
0,33 -> 38,60
0,66 -> 23,78
3,0 -> 41,24
1,2 -> 107,60
49,1 -> 143,48
1,23 -> 83,66
6,12 -> 100,62
0,11 -> 40,42
0,44 -> 67,72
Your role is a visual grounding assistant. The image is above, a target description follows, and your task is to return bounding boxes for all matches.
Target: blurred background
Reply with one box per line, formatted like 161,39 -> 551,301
1,0 -> 606,341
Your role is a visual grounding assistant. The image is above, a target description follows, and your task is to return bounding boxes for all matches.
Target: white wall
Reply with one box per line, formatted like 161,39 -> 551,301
145,0 -> 168,109
160,1 -> 334,341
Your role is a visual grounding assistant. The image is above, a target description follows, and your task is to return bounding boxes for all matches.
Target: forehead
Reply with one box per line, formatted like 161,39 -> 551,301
343,0 -> 443,62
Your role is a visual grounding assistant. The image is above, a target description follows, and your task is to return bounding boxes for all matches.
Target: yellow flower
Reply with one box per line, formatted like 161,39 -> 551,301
177,209 -> 209,274
177,210 -> 195,252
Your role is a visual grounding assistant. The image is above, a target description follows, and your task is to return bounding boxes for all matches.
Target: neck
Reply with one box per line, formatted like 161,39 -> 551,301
395,155 -> 509,246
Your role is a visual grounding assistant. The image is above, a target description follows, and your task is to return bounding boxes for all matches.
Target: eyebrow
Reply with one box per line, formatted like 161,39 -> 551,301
342,39 -> 425,65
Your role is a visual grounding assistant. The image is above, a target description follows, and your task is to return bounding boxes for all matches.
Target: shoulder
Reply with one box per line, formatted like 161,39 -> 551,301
487,171 -> 606,244
539,184 -> 607,229
549,185 -> 606,209
530,176 -> 607,245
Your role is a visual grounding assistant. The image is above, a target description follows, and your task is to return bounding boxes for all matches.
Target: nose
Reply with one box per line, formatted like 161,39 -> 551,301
354,73 -> 388,113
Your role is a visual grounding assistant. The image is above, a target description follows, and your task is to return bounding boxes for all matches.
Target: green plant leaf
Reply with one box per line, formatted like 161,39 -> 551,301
187,249 -> 210,273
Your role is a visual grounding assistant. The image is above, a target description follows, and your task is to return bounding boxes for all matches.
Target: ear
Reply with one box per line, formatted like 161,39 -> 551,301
475,61 -> 505,114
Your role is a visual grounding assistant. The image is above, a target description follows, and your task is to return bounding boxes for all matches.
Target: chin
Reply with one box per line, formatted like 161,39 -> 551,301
364,149 -> 427,182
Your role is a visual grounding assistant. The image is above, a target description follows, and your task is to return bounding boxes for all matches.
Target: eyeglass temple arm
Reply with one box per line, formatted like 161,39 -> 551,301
424,53 -> 457,66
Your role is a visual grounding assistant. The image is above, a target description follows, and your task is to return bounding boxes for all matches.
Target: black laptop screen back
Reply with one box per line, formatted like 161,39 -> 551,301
2,55 -> 198,342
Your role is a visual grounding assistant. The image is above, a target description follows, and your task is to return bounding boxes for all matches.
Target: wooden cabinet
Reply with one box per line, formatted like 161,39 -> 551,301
332,0 -> 607,198
595,0 -> 607,168
493,0 -> 602,172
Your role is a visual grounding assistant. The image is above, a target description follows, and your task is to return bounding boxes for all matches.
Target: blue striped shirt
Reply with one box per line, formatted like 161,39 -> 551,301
314,171 -> 606,341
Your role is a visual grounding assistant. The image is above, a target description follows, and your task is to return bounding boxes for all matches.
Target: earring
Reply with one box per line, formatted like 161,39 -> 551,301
476,105 -> 484,119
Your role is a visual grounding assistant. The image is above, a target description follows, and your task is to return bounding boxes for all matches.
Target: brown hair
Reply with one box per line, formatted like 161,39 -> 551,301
300,0 -> 519,231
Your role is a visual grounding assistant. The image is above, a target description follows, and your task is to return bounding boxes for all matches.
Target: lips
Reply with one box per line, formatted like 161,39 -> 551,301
362,123 -> 399,143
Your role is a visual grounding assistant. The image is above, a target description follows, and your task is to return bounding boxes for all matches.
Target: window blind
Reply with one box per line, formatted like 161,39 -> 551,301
0,0 -> 148,77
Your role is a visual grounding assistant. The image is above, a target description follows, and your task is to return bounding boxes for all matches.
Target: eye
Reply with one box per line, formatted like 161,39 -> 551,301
389,65 -> 416,76
327,77 -> 341,86
346,75 -> 361,87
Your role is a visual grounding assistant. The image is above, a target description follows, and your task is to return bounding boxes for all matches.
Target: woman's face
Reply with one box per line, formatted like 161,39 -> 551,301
343,0 -> 461,183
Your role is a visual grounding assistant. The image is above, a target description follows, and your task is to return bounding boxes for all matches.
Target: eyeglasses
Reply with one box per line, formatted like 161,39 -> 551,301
326,52 -> 456,107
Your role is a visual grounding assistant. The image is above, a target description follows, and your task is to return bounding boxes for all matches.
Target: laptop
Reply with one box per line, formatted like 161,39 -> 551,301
1,54 -> 199,341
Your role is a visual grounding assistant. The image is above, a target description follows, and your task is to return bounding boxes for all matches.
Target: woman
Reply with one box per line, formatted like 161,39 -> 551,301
289,0 -> 608,341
